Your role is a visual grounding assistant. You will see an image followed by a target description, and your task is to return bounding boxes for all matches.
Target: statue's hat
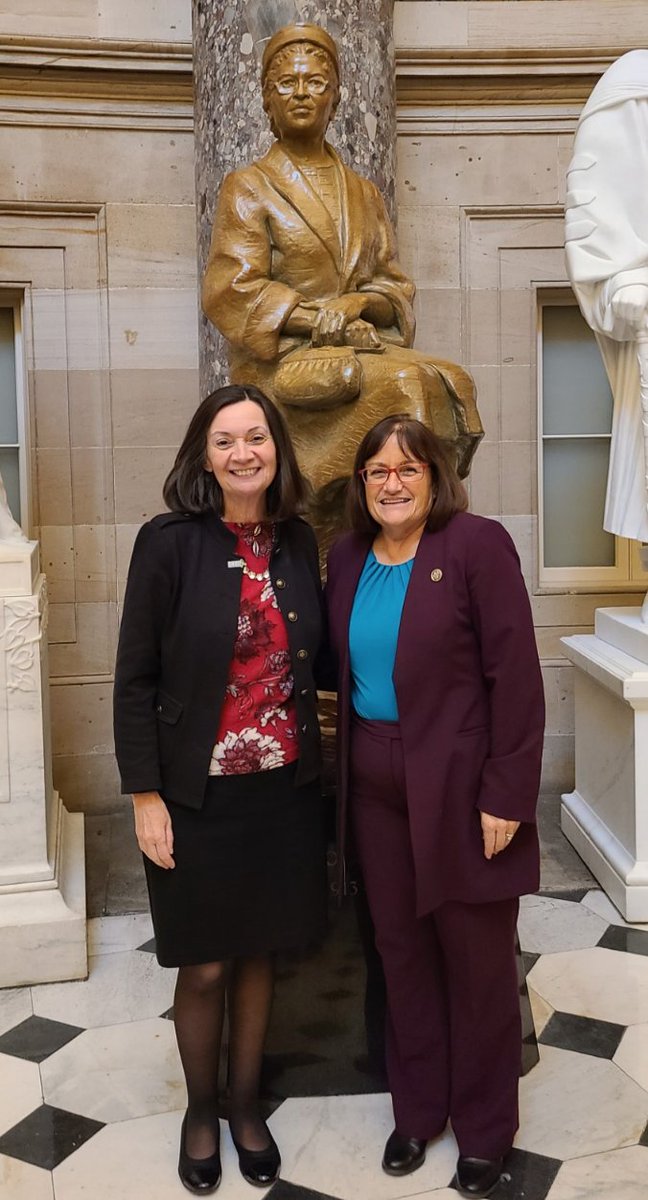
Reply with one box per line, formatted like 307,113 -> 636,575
261,23 -> 339,80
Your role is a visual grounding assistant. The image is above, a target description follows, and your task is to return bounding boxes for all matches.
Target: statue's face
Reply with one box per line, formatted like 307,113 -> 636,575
266,48 -> 337,142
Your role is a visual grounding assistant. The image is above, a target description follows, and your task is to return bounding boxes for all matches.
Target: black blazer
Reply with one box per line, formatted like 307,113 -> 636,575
113,512 -> 324,808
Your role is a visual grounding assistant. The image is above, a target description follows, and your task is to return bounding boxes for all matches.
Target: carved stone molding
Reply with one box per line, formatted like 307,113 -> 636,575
0,35 -> 625,115
395,47 -> 621,107
1,596 -> 40,694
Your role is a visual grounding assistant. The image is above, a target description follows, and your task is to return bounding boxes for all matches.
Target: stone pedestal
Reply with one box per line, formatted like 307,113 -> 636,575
561,607 -> 648,921
0,541 -> 87,986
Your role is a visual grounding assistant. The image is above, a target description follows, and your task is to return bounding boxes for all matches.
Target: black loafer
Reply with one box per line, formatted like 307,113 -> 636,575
455,1155 -> 504,1198
381,1129 -> 427,1176
231,1127 -> 280,1188
178,1114 -> 221,1194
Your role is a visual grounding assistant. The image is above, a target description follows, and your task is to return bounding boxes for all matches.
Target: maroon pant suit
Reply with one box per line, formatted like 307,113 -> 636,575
326,512 -> 545,1157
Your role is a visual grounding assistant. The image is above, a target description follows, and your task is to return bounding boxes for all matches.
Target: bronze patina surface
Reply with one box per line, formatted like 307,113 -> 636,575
202,23 -> 482,534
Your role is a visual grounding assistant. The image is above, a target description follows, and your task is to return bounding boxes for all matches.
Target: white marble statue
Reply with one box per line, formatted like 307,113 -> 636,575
565,49 -> 648,548
0,467 -> 27,542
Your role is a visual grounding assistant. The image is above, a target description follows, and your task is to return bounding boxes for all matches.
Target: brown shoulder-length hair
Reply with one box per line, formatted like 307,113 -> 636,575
346,414 -> 468,535
163,384 -> 309,519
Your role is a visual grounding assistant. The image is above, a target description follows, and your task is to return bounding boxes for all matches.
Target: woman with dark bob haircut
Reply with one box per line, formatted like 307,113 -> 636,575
114,384 -> 326,1194
327,415 -> 545,1198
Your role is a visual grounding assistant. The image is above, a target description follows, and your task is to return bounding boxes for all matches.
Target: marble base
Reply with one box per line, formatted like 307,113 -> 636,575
561,612 -> 648,922
595,605 -> 648,665
0,802 -> 87,988
0,542 -> 39,598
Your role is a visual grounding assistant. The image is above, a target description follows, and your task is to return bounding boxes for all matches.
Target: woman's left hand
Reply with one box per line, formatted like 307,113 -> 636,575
479,811 -> 521,859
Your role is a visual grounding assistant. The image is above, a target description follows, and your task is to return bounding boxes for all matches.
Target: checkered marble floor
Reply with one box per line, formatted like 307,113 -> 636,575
1,889 -> 648,1200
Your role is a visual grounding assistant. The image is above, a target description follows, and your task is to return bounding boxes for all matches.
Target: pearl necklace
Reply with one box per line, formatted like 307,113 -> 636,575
242,563 -> 270,582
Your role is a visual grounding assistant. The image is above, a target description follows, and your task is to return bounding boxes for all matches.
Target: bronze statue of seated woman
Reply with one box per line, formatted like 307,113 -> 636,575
202,24 -> 482,526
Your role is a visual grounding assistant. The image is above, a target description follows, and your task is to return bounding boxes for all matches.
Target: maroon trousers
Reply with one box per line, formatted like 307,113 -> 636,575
350,717 -> 521,1158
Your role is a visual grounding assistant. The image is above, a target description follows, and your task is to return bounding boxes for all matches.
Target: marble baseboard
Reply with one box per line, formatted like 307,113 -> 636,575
561,792 -> 648,923
0,807 -> 87,988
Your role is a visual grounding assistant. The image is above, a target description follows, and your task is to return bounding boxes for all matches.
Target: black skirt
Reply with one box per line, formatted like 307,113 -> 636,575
145,762 -> 327,967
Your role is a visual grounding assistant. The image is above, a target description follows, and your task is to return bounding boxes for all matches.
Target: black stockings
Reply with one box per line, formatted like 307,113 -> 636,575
228,955 -> 275,1149
173,954 -> 274,1158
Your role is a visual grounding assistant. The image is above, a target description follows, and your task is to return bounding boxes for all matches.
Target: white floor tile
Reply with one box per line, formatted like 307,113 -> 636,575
40,1017 -> 185,1123
528,947 -> 648,1025
517,1045 -> 647,1160
546,1144 -> 648,1199
269,1094 -> 457,1199
518,895 -> 607,954
614,1024 -> 648,1094
87,914 -> 153,957
581,889 -> 648,931
0,1054 -> 42,1137
31,947 -> 174,1029
0,1155 -> 53,1200
54,1110 -> 275,1200
528,986 -> 553,1036
0,988 -> 31,1037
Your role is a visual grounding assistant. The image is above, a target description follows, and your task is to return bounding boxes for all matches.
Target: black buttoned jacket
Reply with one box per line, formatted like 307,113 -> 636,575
113,511 -> 324,808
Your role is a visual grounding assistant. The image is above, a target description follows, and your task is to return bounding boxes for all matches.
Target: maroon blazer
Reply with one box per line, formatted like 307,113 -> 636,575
326,511 -> 545,915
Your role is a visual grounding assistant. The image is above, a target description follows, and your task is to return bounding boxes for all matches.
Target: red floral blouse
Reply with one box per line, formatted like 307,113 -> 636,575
209,523 -> 299,775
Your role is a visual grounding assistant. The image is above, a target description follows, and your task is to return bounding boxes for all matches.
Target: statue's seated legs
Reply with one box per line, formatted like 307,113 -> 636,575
233,347 -> 482,550
234,348 -> 481,486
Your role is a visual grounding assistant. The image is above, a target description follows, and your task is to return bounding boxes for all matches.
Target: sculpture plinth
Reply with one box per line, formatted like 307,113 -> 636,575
561,611 -> 648,921
0,540 -> 87,986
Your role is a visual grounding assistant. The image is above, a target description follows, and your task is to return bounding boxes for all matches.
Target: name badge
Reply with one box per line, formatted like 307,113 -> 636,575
227,559 -> 245,569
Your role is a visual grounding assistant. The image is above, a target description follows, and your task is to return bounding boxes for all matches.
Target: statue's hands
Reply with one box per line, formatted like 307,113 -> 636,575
344,319 -> 382,350
310,294 -> 368,347
611,284 -> 648,332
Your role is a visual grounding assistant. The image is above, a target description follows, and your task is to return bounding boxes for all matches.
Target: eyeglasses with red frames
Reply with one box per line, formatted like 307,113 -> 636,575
358,462 -> 429,486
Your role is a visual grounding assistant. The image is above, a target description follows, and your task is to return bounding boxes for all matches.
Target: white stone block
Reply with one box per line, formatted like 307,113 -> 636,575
0,550 -> 87,986
596,606 -> 648,666
561,627 -> 648,921
0,541 -> 39,597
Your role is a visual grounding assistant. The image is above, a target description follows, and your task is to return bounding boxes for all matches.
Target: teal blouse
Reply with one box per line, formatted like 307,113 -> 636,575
349,549 -> 414,721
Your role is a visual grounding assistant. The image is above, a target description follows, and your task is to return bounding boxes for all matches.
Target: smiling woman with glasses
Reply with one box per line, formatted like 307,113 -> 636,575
326,414 -> 545,1199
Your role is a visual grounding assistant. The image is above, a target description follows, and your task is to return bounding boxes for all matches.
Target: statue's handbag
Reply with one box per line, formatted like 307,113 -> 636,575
273,345 -> 363,410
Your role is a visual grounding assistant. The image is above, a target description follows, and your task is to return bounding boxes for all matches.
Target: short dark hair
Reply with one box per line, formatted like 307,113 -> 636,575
346,414 -> 468,535
163,384 -> 309,519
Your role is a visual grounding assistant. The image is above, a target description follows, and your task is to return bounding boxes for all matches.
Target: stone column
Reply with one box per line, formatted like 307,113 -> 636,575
0,542 -> 87,986
192,0 -> 396,398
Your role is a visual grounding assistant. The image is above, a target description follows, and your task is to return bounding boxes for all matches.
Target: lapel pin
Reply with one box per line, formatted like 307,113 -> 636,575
430,568 -> 443,582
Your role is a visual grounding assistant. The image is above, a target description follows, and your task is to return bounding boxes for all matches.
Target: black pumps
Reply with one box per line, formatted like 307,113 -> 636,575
231,1126 -> 281,1188
178,1114 -> 222,1194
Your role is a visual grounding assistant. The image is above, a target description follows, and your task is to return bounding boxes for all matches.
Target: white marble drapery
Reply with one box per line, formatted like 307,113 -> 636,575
565,50 -> 648,542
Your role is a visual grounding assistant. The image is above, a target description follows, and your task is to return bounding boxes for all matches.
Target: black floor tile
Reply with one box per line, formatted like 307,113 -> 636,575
522,951 -> 540,974
449,1146 -> 561,1199
0,1015 -> 83,1064
539,888 -> 589,902
137,937 -> 157,954
539,1010 -> 625,1059
640,1120 -> 648,1147
598,925 -> 648,957
521,1044 -> 540,1078
161,1005 -> 174,1020
0,1104 -> 104,1170
267,1182 -> 341,1200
